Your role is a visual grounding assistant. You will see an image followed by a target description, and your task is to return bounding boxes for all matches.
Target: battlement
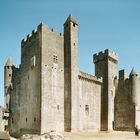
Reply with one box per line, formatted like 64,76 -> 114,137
78,71 -> 102,84
21,22 -> 63,46
93,49 -> 118,63
48,28 -> 63,37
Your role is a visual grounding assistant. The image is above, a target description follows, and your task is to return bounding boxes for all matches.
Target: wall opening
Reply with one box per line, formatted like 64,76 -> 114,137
85,105 -> 89,116
57,105 -> 60,110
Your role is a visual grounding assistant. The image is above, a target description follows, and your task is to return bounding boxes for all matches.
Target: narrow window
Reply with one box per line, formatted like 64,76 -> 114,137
73,23 -> 76,27
57,105 -> 60,110
12,118 -> 14,124
9,74 -> 11,77
26,118 -> 27,122
85,105 -> 89,116
34,117 -> 36,122
6,104 -> 8,109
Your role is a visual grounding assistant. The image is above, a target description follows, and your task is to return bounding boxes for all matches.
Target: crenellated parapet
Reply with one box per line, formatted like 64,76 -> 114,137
93,49 -> 118,64
78,71 -> 102,85
21,22 -> 63,46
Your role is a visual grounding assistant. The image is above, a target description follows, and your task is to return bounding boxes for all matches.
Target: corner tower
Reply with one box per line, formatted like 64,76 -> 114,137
64,14 -> 79,131
93,49 -> 118,131
129,68 -> 140,127
4,57 -> 14,109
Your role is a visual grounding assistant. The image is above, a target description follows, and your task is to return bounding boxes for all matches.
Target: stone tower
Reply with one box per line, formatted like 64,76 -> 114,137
129,68 -> 140,127
4,57 -> 13,109
64,14 -> 79,131
130,68 -> 139,105
93,49 -> 118,131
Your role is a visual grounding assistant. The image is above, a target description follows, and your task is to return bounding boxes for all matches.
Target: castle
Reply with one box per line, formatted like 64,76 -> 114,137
3,15 -> 140,137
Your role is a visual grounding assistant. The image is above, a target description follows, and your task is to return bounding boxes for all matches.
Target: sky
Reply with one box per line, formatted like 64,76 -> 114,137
0,0 -> 140,105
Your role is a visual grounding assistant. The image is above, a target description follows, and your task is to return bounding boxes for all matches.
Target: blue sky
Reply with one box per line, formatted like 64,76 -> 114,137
0,0 -> 140,105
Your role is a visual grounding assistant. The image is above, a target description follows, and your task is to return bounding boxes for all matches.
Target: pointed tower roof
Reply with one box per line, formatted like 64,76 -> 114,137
64,14 -> 78,25
129,67 -> 138,76
5,57 -> 13,66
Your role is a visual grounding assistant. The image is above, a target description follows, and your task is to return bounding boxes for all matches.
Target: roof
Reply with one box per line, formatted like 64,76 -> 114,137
129,67 -> 138,76
5,57 -> 13,66
64,14 -> 78,25
0,132 -> 10,140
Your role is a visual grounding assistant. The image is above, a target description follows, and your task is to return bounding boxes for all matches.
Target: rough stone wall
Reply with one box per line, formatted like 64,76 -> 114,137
0,107 -> 4,131
9,67 -> 21,136
135,79 -> 140,128
78,72 -> 102,131
41,24 -> 64,133
114,70 -> 135,131
20,27 -> 42,135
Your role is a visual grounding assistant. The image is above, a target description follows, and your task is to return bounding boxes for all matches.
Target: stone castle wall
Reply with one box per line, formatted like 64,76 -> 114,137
78,72 -> 102,131
41,23 -> 64,133
4,16 -> 140,138
114,70 -> 135,131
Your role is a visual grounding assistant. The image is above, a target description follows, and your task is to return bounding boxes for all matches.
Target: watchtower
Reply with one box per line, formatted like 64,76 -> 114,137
129,68 -> 140,127
93,49 -> 118,131
4,57 -> 13,109
64,14 -> 79,132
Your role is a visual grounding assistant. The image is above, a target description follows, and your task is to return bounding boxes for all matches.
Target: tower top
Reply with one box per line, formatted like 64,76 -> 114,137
64,14 -> 78,25
93,49 -> 118,64
5,57 -> 13,66
129,67 -> 138,77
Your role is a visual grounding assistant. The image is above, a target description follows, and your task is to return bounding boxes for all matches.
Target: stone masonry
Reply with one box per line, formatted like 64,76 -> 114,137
3,15 -> 140,138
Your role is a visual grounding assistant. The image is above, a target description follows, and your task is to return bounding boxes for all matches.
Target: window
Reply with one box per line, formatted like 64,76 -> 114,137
12,118 -> 14,124
85,105 -> 89,116
53,55 -> 58,63
34,117 -> 36,122
26,118 -> 27,122
57,105 -> 60,110
9,74 -> 11,77
73,23 -> 76,27
30,56 -> 36,69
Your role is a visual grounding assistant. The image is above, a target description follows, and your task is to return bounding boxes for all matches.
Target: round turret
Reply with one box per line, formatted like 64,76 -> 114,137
4,57 -> 14,109
129,67 -> 138,77
129,67 -> 139,105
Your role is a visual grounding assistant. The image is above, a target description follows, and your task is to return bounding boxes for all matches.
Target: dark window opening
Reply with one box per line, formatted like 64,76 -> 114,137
4,126 -> 8,131
7,66 -> 10,69
9,74 -> 11,77
66,23 -> 69,27
26,118 -> 27,122
34,117 -> 36,122
73,23 -> 76,27
85,105 -> 89,116
74,43 -> 75,46
6,104 -> 8,109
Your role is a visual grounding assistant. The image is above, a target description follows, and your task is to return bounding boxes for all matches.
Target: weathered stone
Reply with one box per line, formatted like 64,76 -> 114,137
3,15 -> 140,138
